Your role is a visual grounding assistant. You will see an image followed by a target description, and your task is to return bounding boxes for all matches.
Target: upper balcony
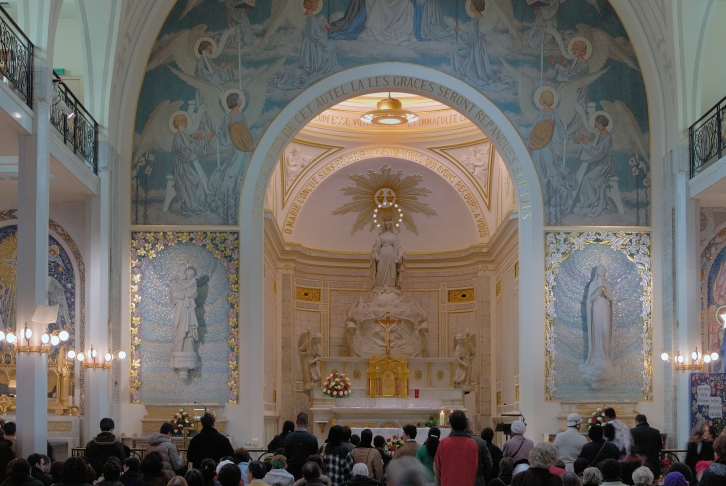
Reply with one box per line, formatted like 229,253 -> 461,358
0,4 -> 33,108
689,96 -> 726,206
51,74 -> 98,174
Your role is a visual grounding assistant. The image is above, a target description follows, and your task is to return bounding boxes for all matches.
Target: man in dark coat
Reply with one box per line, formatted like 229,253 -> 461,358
468,421 -> 493,485
284,412 -> 319,480
84,418 -> 127,479
481,428 -> 503,482
630,414 -> 662,479
28,454 -> 52,486
187,413 -> 234,469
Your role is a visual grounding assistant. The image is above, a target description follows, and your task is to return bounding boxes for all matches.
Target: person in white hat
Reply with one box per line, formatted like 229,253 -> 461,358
554,413 -> 588,472
502,420 -> 534,465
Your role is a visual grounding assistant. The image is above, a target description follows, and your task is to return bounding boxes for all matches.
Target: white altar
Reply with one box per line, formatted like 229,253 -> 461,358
309,357 -> 466,439
350,427 -> 452,444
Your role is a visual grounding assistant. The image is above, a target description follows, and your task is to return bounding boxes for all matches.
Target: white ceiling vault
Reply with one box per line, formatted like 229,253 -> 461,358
265,93 -> 516,253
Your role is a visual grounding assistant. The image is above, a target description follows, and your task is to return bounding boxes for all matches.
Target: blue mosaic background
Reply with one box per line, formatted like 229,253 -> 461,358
137,242 -> 231,403
553,243 -> 644,401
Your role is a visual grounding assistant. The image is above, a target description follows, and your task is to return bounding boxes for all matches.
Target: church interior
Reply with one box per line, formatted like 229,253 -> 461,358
0,0 -> 725,478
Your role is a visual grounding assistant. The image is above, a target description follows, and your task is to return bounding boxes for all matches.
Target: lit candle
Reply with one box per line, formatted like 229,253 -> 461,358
439,410 -> 445,426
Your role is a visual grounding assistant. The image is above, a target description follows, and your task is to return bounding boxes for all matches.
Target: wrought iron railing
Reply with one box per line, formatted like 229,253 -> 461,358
690,95 -> 726,178
0,5 -> 33,107
51,74 -> 98,174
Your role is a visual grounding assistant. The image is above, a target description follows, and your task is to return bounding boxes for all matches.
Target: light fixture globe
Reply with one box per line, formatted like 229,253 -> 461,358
59,330 -> 69,341
50,335 -> 60,346
67,350 -> 76,359
712,352 -> 720,361
361,94 -> 419,126
41,333 -> 50,344
6,333 -> 16,344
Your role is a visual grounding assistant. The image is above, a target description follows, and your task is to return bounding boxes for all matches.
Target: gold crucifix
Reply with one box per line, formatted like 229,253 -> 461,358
375,313 -> 400,356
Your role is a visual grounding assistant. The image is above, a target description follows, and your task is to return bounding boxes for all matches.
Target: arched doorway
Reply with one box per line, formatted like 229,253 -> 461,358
238,63 -> 547,441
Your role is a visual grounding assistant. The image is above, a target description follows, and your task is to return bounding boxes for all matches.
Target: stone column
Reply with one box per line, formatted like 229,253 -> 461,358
16,98 -> 51,457
672,144 -> 700,447
83,142 -> 112,443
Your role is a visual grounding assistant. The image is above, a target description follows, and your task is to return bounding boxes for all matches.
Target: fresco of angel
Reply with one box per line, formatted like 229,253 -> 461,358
134,100 -> 212,217
503,59 -> 606,224
543,25 -> 637,132
268,0 -> 338,91
179,0 -> 256,50
527,0 -> 561,51
450,0 -> 517,92
571,111 -> 614,217
413,0 -> 456,42
170,59 -> 285,224
571,99 -> 649,217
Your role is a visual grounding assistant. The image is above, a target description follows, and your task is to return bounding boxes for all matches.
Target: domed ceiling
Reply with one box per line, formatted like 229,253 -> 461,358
266,93 -> 516,253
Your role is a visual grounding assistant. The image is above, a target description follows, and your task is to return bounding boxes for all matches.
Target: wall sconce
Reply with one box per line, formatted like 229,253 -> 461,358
68,345 -> 126,369
661,347 -> 719,372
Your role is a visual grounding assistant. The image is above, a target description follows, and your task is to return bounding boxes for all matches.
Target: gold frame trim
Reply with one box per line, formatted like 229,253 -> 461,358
295,287 -> 322,302
448,288 -> 475,303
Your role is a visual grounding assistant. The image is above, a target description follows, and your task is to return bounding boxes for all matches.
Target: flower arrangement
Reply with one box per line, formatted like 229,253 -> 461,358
386,435 -> 405,452
423,415 -> 439,428
322,372 -> 351,398
170,409 -> 192,435
587,407 -> 607,429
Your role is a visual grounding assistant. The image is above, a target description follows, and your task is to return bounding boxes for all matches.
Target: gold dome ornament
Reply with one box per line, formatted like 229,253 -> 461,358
360,93 -> 419,126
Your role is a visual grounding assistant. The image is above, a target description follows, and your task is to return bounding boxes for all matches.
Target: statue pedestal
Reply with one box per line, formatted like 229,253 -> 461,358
171,351 -> 199,372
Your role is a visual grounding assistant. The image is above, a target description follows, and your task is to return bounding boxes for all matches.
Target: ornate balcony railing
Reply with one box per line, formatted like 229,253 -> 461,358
690,95 -> 726,178
0,5 -> 33,107
51,74 -> 98,173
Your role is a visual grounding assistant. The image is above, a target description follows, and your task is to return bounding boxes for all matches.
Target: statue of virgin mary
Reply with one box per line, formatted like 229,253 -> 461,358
579,265 -> 619,390
371,218 -> 405,290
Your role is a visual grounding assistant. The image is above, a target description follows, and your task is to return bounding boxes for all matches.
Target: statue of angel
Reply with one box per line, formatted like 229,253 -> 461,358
298,331 -> 323,384
453,333 -> 476,387
169,58 -> 285,224
450,0 -> 519,92
268,0 -> 338,90
502,59 -> 606,224
133,100 -> 211,217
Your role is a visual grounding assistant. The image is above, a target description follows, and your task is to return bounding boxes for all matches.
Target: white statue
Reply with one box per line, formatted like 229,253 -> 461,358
170,264 -> 200,372
298,331 -> 323,384
453,333 -> 475,387
579,265 -> 619,390
371,218 -> 405,290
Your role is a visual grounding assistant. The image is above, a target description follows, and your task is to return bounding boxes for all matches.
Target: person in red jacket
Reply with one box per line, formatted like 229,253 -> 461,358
434,410 -> 479,486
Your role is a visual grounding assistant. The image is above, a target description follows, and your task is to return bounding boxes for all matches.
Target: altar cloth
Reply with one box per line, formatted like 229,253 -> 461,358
350,427 -> 451,445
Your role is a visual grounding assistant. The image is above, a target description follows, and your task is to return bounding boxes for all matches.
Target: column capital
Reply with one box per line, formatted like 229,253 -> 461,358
670,144 -> 690,176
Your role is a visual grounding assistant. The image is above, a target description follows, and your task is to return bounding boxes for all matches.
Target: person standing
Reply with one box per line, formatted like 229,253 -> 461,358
686,423 -> 716,479
186,413 -> 234,469
467,420 -> 492,485
269,421 -> 295,453
434,410 -> 479,486
349,429 -> 383,482
554,414 -> 588,472
510,443 -> 564,486
629,414 -> 662,480
415,427 -> 440,483
284,413 -> 320,480
481,428 -> 503,483
602,408 -> 630,455
392,425 -> 419,460
502,421 -> 534,464
578,425 -> 620,467
1,424 -> 16,455
27,454 -> 51,486
84,418 -> 127,480
146,423 -> 185,477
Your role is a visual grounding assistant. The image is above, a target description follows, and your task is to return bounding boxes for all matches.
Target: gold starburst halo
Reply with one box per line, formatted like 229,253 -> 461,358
332,164 -> 437,235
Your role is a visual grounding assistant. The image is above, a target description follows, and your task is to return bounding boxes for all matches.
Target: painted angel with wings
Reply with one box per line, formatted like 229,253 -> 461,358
266,0 -> 338,91
134,100 -> 212,217
503,59 -> 607,223
147,25 -> 238,108
170,58 -> 285,224
450,0 -> 520,92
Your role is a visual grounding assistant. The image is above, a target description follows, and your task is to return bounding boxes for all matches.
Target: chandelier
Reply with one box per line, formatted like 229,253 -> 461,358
360,93 -> 419,126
